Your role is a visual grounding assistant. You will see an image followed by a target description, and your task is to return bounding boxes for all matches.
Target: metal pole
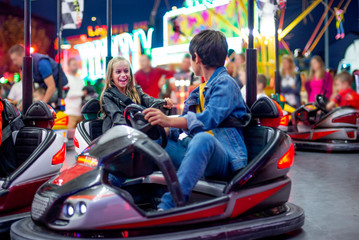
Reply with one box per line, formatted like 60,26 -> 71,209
22,0 -> 33,113
57,0 -> 63,100
274,3 -> 281,94
324,0 -> 329,69
106,0 -> 112,67
246,0 -> 257,107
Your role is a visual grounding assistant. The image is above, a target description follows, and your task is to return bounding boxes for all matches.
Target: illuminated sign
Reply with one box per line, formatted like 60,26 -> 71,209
75,28 -> 153,80
87,24 -> 129,37
184,0 -> 218,7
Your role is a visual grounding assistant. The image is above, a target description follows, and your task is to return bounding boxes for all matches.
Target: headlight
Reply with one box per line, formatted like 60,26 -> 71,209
63,204 -> 75,217
78,202 -> 87,215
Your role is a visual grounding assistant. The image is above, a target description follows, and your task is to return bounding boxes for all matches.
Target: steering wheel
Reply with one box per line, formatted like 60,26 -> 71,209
150,100 -> 171,116
315,95 -> 329,112
124,104 -> 168,148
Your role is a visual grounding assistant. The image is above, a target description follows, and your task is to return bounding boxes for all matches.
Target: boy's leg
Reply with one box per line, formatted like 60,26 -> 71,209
164,138 -> 189,169
158,132 -> 231,210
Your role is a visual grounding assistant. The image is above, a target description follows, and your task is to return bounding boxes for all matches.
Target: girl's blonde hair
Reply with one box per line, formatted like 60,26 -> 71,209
309,55 -> 325,81
280,55 -> 296,77
100,57 -> 141,112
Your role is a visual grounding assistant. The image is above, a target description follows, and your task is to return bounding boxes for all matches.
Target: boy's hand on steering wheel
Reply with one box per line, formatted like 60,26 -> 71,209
144,108 -> 171,127
163,98 -> 173,109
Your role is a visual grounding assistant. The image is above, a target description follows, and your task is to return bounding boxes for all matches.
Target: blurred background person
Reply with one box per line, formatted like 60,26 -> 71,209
134,54 -> 174,98
33,87 -> 46,102
280,55 -> 302,107
257,74 -> 268,99
235,53 -> 245,69
238,63 -> 246,102
226,61 -> 242,88
8,44 -> 69,105
326,71 -> 359,111
7,77 -> 22,106
82,85 -> 98,107
227,49 -> 236,62
64,58 -> 85,129
305,56 -> 333,102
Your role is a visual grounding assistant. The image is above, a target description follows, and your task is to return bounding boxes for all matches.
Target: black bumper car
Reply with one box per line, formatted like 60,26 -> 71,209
0,101 -> 65,232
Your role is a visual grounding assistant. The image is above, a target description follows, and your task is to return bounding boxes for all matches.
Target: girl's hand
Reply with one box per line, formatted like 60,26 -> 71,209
143,108 -> 171,127
163,98 -> 173,109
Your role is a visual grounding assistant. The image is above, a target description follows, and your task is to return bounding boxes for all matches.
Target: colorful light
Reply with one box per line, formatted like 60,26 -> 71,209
74,28 -> 153,80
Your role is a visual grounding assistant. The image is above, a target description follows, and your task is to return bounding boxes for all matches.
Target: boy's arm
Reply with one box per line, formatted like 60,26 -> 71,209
143,108 -> 188,130
184,79 -> 242,133
144,78 -> 243,134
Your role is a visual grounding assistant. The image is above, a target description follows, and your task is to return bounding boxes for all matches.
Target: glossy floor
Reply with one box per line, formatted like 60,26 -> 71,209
264,150 -> 359,240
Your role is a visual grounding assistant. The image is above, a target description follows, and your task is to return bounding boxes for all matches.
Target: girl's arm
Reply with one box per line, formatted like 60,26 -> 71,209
102,95 -> 127,126
138,86 -> 173,109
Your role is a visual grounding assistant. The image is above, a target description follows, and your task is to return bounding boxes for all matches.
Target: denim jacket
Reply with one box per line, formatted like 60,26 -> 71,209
171,67 -> 248,171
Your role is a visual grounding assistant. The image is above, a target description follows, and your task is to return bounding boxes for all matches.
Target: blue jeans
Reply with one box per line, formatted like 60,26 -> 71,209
158,132 -> 232,210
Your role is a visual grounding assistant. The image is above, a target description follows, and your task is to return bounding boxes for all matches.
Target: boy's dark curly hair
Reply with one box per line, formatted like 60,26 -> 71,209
189,29 -> 228,68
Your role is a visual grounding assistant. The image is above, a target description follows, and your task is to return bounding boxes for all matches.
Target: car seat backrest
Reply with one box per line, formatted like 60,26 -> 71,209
23,101 -> 56,129
250,97 -> 280,118
88,119 -> 103,140
1,99 -> 21,126
243,126 -> 272,162
14,127 -> 45,167
81,98 -> 100,120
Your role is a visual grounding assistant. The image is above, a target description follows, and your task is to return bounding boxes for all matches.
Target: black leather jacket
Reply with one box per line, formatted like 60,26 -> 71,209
102,85 -> 163,132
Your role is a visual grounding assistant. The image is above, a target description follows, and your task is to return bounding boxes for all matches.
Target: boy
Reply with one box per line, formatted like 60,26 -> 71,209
33,87 -> 46,102
143,30 -> 248,210
257,74 -> 268,99
326,71 -> 359,111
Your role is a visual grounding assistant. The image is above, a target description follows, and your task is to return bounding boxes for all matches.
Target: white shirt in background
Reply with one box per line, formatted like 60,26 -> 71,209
241,85 -> 246,102
7,81 -> 22,102
65,75 -> 85,116
281,75 -> 297,106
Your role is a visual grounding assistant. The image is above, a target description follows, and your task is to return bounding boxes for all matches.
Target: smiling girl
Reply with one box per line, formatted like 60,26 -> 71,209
100,57 -> 173,132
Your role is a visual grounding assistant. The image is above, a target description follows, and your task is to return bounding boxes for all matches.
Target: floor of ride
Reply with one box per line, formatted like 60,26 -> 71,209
59,148 -> 359,240
262,150 -> 359,240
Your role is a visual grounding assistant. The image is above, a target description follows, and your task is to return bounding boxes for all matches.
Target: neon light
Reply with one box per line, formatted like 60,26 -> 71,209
163,0 -> 230,47
151,36 -> 242,66
74,28 -> 153,80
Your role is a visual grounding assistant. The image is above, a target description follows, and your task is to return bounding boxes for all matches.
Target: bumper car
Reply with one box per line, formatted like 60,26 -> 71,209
53,99 -> 73,149
288,95 -> 359,151
0,101 -> 65,233
11,97 -> 304,240
73,98 -> 170,155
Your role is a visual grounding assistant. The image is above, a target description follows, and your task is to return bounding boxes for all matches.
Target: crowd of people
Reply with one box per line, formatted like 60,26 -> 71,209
3,39 -> 359,132
224,50 -> 359,110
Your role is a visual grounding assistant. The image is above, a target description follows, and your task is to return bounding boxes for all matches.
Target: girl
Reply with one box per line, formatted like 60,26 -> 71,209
305,56 -> 333,102
280,55 -> 301,107
100,57 -> 173,132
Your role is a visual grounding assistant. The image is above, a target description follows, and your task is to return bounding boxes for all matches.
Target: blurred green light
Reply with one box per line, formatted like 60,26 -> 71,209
14,73 -> 20,82
0,77 -> 8,84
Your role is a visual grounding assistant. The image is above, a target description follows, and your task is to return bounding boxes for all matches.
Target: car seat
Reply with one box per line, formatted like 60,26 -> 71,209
78,98 -> 103,143
0,100 -> 24,177
0,101 -> 56,181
